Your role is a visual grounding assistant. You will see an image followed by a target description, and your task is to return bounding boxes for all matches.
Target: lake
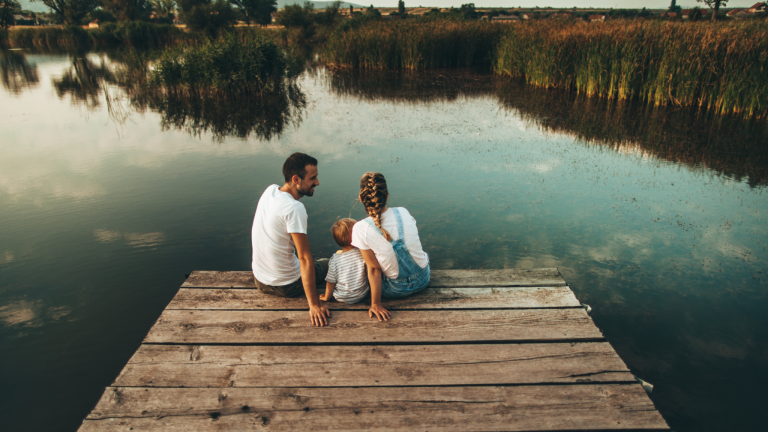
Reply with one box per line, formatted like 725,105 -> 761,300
1,50 -> 767,431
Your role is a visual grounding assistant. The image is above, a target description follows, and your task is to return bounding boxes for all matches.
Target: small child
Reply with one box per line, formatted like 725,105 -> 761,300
319,218 -> 370,304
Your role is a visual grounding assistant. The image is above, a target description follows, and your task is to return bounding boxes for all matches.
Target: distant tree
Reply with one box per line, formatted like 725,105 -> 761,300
178,0 -> 236,35
398,0 -> 404,15
697,0 -> 726,21
88,8 -> 118,23
152,0 -> 177,18
668,0 -> 681,14
315,0 -> 341,26
276,1 -> 314,27
34,0 -> 100,24
231,0 -> 276,25
1,0 -> 21,28
459,3 -> 477,19
102,0 -> 152,21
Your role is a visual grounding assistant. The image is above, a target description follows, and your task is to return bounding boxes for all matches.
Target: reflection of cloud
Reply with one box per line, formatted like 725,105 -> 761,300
1,251 -> 13,264
94,229 -> 166,248
48,306 -> 71,320
0,300 -> 41,326
530,160 -> 559,173
94,229 -> 122,243
125,232 -> 165,248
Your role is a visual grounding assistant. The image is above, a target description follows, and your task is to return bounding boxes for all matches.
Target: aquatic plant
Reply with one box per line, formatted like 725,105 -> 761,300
149,33 -> 303,97
0,22 -> 189,49
321,19 -> 505,69
494,19 -> 768,119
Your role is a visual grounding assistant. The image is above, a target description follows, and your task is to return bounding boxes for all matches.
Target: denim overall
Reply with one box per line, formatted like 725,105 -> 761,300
365,208 -> 430,298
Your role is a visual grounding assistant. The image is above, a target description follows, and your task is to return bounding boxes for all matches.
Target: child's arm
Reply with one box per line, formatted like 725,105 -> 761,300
319,282 -> 335,302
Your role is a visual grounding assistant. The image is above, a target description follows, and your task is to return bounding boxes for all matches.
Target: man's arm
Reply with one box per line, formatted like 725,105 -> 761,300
360,249 -> 391,322
291,232 -> 331,327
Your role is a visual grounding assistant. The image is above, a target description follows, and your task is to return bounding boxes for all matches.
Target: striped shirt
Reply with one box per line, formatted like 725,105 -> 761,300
325,248 -> 369,304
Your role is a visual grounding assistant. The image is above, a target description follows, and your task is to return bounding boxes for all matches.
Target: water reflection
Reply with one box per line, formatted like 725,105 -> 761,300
128,83 -> 307,141
49,52 -> 307,141
53,54 -> 113,109
1,51 -> 40,95
324,68 -> 768,187
496,83 -> 768,188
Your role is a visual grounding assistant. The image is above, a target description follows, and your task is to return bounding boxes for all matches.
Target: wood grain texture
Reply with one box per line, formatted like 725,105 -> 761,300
143,309 -> 603,344
430,268 -> 566,287
114,342 -> 634,388
167,286 -> 580,310
80,385 -> 670,431
181,268 -> 566,289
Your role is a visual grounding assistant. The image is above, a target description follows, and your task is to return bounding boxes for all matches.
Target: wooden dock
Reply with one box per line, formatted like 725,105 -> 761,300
78,268 -> 670,431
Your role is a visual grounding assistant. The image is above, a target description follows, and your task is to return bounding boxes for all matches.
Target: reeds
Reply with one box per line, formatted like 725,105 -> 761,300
0,23 -> 189,49
322,19 -> 506,69
494,19 -> 768,119
149,33 -> 302,97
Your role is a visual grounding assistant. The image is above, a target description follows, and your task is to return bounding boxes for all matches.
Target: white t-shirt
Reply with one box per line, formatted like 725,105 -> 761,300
325,248 -> 369,304
252,184 -> 308,286
351,207 -> 429,279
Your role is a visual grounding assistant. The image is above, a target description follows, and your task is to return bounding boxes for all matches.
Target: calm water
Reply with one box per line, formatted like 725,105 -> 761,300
1,51 -> 767,431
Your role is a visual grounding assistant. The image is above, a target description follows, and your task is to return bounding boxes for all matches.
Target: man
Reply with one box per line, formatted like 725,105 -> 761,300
251,153 -> 331,326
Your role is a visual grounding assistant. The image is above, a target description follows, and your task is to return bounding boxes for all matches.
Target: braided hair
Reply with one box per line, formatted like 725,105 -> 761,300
359,172 -> 392,241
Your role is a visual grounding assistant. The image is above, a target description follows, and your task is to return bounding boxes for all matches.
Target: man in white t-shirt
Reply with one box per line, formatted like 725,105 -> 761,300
251,153 -> 330,327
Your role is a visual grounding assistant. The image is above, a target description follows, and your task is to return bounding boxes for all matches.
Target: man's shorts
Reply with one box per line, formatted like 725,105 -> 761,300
254,258 -> 329,298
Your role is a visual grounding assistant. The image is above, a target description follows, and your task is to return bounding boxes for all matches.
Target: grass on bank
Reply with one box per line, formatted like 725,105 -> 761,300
0,22 -> 191,49
493,20 -> 768,119
322,19 -> 506,69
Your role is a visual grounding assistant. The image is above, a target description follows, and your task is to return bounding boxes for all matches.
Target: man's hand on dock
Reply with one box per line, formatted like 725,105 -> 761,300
309,305 -> 331,327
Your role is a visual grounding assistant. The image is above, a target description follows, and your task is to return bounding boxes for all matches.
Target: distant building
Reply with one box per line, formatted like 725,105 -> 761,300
727,9 -> 749,18
491,15 -> 520,23
748,2 -> 767,13
588,14 -> 606,22
661,12 -> 677,18
520,13 -> 530,20
88,19 -> 99,28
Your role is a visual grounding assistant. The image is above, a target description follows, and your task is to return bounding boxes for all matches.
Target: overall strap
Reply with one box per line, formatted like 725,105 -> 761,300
392,208 -> 405,240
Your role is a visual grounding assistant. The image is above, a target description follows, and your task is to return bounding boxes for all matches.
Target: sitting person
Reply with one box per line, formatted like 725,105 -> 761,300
351,172 -> 430,322
319,218 -> 370,304
251,152 -> 330,327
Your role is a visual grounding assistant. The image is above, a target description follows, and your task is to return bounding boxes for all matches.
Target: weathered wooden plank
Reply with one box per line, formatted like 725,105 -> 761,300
167,286 -> 580,310
143,309 -> 602,344
430,268 -> 566,287
114,342 -> 634,388
182,270 -> 256,288
181,268 -> 566,289
80,385 -> 670,431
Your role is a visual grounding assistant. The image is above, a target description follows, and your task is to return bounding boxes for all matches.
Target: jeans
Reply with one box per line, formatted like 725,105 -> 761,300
254,258 -> 329,298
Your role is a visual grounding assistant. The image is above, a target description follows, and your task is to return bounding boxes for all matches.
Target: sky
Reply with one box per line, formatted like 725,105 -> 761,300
16,0 -> 764,14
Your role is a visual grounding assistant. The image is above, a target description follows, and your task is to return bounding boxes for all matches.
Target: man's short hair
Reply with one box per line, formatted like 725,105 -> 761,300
331,218 -> 356,247
283,152 -> 318,183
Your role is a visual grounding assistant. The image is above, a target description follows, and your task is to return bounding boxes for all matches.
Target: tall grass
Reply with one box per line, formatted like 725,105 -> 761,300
0,22 -> 190,49
494,20 -> 768,119
149,34 -> 303,97
322,19 -> 506,69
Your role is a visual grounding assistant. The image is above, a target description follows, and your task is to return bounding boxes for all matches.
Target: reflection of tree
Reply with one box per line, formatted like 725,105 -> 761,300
1,51 -> 40,95
496,81 -> 768,187
52,55 -> 113,109
127,83 -> 306,141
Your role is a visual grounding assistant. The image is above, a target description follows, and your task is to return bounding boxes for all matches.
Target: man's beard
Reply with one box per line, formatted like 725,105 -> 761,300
298,185 -> 315,197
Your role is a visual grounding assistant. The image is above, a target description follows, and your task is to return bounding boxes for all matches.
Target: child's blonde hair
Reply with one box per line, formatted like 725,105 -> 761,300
331,218 -> 356,247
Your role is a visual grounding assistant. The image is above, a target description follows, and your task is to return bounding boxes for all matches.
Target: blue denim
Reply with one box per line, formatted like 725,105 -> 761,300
365,208 -> 430,298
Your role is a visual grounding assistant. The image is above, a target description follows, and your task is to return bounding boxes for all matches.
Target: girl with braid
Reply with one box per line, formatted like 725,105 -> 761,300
351,172 -> 430,321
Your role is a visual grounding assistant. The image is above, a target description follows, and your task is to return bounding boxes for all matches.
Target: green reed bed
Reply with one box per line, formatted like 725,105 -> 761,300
0,23 -> 190,50
322,19 -> 506,69
494,20 -> 768,119
149,34 -> 302,97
